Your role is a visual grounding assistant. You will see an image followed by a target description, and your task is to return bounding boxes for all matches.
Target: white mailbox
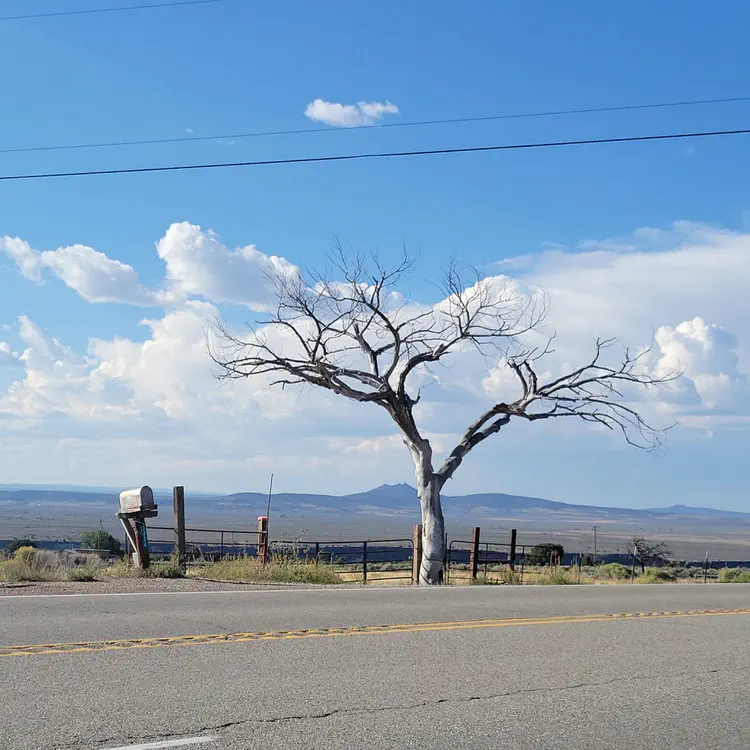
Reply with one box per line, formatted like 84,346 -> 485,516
119,486 -> 156,515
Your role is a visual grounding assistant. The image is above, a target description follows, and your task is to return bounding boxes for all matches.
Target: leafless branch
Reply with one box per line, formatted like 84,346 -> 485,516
210,252 -> 674,483
436,338 -> 677,483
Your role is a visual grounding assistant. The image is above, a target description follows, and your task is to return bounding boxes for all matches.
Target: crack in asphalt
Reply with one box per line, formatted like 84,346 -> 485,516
55,666 -> 730,749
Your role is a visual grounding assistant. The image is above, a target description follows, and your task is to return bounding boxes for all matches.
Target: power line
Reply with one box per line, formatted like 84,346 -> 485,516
3,95 -> 750,156
2,126 -> 748,183
0,0 -> 230,22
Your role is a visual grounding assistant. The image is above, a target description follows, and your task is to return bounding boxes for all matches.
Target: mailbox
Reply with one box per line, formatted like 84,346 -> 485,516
119,486 -> 156,515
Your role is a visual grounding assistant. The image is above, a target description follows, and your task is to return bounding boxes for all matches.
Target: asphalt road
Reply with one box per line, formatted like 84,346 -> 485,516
1,584 -> 749,749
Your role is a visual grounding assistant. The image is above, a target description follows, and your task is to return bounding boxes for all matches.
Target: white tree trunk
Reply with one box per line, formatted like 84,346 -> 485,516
409,439 -> 445,585
419,478 -> 445,584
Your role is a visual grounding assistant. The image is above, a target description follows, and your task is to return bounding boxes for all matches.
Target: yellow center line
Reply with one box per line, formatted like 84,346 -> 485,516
2,607 -> 748,658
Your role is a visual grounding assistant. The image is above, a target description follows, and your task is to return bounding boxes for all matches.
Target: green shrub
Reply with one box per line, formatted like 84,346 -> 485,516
79,530 -> 122,555
1,548 -> 62,582
0,549 -> 105,583
719,568 -> 750,583
525,543 -> 565,566
7,539 -> 37,555
14,546 -> 38,564
598,563 -> 630,580
637,567 -> 676,583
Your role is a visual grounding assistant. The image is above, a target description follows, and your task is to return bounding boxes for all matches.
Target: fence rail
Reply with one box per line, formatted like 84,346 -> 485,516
146,525 -> 262,560
269,538 -> 415,583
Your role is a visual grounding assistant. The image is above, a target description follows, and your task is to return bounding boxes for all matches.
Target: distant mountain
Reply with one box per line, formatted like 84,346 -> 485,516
1,483 -> 749,522
646,504 -> 750,518
0,484 -> 217,498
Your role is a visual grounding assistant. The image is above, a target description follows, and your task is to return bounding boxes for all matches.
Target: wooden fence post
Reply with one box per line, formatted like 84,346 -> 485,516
173,486 -> 186,570
509,528 -> 517,571
257,515 -> 269,564
469,526 -> 481,580
412,524 -> 423,585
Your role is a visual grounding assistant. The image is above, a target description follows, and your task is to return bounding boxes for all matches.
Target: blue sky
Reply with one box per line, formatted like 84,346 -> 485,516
2,0 -> 750,509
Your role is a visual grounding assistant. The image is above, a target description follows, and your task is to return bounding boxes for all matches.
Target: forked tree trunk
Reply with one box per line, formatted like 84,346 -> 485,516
409,439 -> 446,585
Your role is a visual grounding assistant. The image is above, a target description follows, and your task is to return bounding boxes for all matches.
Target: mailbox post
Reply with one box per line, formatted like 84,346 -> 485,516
117,486 -> 158,569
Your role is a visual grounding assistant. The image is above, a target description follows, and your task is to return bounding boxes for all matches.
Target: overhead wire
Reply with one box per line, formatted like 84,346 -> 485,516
0,0 -> 230,22
2,126 -> 749,182
3,95 -> 750,156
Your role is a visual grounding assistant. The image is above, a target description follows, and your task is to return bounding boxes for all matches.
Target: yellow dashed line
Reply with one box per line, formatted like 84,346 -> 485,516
2,608 -> 748,658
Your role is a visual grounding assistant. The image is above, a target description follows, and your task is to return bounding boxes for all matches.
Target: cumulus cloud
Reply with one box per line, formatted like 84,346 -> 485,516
156,221 -> 298,310
304,98 -> 399,127
4,218 -> 750,493
1,223 -> 297,310
40,244 -> 157,305
653,318 -> 750,412
0,316 -> 129,421
0,236 -> 41,281
1,235 -> 157,306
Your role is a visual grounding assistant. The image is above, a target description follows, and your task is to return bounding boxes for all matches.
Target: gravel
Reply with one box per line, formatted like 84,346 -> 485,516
0,578 -> 300,596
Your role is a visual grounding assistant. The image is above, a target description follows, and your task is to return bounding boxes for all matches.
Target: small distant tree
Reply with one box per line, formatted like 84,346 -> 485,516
626,536 -> 671,573
526,543 -> 565,566
80,530 -> 122,555
7,539 -> 37,555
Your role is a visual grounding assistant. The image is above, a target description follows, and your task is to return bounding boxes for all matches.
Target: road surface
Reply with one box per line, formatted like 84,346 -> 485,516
1,584 -> 749,749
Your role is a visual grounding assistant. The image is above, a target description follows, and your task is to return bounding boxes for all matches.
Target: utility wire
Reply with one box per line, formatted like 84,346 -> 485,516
1,126 -> 748,183
3,95 -> 750,156
0,0 -> 230,22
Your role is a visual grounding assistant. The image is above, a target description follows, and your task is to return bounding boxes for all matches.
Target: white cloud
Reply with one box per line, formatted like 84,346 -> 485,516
0,341 -> 19,367
4,218 -> 750,495
157,221 -> 297,310
1,223 -> 297,310
40,244 -> 157,305
653,317 -> 750,413
1,235 -> 157,306
304,98 -> 399,127
0,236 -> 41,281
0,316 -> 131,421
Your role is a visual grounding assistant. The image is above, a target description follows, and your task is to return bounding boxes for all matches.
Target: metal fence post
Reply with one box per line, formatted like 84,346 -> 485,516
704,551 -> 709,583
412,524 -> 423,585
469,527 -> 481,580
442,532 -> 447,585
362,541 -> 368,584
173,486 -> 186,570
509,528 -> 517,571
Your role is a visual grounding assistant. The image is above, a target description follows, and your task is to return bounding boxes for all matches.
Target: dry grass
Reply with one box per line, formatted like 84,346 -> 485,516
102,559 -> 184,579
197,556 -> 341,585
336,570 -> 413,585
0,547 -> 105,582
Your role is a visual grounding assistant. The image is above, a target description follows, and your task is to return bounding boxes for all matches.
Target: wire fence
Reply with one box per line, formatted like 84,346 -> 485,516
269,539 -> 415,584
145,525 -> 262,560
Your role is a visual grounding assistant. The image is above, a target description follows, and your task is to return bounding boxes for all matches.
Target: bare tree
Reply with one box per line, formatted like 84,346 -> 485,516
626,536 -> 672,573
210,251 -> 672,584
